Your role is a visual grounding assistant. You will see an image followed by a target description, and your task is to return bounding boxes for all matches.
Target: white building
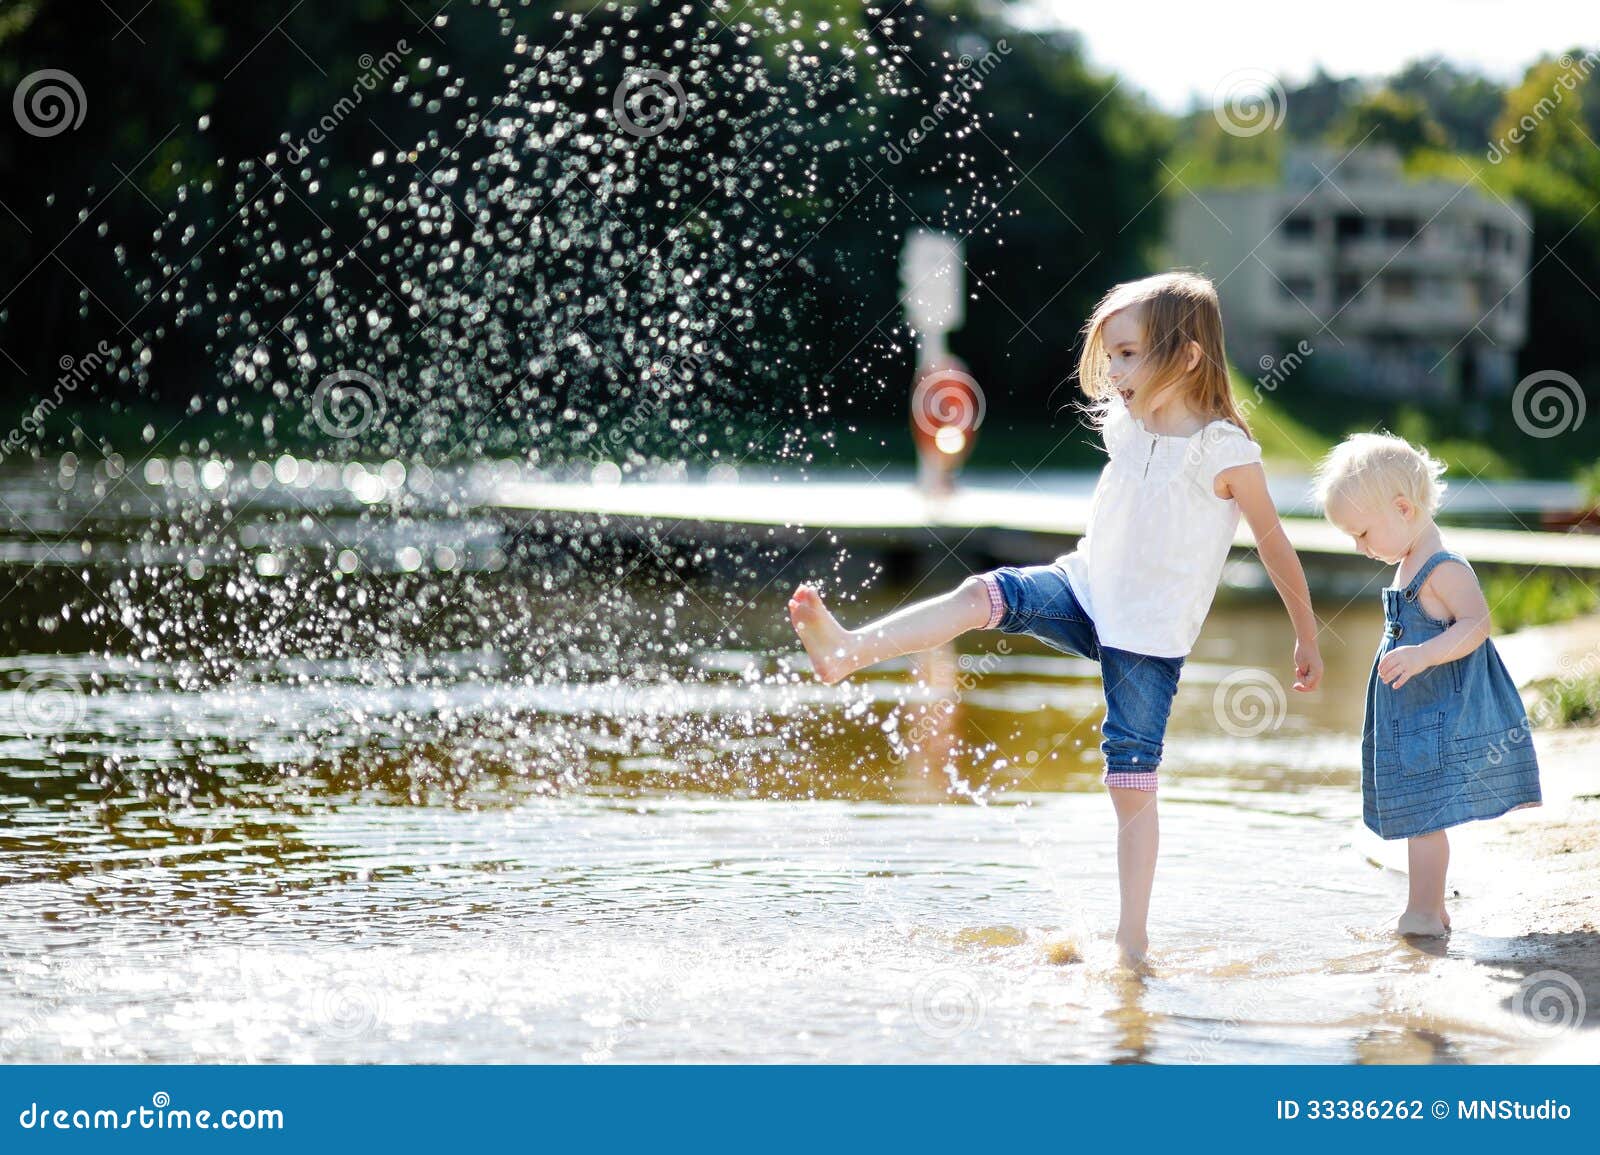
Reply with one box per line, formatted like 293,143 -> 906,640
1167,147 -> 1532,399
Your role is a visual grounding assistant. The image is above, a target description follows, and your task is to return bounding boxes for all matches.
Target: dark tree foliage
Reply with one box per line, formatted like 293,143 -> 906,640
0,0 -> 1168,446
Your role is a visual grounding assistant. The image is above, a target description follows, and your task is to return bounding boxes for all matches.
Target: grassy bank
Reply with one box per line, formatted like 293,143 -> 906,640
1535,672 -> 1600,728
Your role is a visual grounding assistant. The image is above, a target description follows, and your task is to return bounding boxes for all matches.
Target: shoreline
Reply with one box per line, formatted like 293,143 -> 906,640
1447,726 -> 1599,1061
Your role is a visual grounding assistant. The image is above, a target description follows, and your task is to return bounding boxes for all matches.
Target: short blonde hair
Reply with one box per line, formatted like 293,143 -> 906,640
1313,432 -> 1447,516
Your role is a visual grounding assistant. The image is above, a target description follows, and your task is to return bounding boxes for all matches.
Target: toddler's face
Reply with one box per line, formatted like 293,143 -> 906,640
1325,492 -> 1420,564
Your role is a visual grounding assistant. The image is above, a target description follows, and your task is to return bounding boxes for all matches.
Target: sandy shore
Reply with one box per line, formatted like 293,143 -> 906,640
1488,614 -> 1600,975
1458,727 -> 1599,1054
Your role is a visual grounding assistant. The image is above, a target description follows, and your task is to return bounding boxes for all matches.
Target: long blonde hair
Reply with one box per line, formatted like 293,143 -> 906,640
1075,271 -> 1253,439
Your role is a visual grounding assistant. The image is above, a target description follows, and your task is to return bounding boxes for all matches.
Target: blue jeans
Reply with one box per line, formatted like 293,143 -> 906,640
979,564 -> 1183,789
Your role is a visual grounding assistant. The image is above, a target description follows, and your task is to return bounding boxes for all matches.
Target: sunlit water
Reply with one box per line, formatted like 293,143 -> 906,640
0,467 -> 1572,1064
0,1 -> 1575,1064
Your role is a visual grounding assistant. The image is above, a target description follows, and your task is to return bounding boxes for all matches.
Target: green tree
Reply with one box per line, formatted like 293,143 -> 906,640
1492,53 -> 1600,186
1389,57 -> 1505,150
1330,89 -> 1448,153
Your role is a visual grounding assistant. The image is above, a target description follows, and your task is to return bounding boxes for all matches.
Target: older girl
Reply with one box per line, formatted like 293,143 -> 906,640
789,271 -> 1323,962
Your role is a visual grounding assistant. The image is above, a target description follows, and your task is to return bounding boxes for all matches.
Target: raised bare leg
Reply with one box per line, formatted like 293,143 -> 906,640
1109,786 -> 1159,964
787,576 -> 992,684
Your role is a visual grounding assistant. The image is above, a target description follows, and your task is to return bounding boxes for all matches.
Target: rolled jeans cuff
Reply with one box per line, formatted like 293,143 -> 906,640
1103,770 -> 1158,792
978,573 -> 1006,629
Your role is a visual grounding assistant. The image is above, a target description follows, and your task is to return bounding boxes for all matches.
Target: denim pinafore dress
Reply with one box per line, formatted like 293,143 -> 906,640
1362,550 -> 1541,840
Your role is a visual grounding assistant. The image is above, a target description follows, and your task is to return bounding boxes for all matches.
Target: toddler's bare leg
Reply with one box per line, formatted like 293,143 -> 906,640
788,577 -> 992,684
1397,831 -> 1451,936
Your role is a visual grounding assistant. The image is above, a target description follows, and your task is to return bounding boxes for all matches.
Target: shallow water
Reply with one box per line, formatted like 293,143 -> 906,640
0,466 -> 1573,1063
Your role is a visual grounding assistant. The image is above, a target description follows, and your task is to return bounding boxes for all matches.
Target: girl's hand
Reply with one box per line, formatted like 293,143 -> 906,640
1293,638 -> 1322,692
1378,644 -> 1431,690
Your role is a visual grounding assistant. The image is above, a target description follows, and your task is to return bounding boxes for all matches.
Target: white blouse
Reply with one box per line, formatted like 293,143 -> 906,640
1057,398 -> 1262,658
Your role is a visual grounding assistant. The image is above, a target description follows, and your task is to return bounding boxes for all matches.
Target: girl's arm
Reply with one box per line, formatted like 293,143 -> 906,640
1217,462 -> 1323,692
1377,562 -> 1491,690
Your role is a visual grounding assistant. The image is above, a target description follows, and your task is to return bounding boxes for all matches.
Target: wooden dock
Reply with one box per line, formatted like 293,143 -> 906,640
490,478 -> 1600,572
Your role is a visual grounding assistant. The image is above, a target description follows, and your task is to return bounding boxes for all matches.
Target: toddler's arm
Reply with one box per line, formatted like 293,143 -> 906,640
1377,561 -> 1491,690
1218,462 -> 1323,692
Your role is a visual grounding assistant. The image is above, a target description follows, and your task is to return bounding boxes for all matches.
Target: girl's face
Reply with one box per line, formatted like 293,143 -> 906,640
1326,492 -> 1425,565
1101,306 -> 1150,408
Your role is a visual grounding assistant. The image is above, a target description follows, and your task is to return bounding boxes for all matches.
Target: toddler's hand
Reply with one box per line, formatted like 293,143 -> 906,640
1292,638 -> 1322,692
1378,644 -> 1430,690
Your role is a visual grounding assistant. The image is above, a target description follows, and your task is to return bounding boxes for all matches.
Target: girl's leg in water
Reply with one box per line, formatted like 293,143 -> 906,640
795,566 -> 1168,966
1109,787 -> 1159,964
787,577 -> 991,684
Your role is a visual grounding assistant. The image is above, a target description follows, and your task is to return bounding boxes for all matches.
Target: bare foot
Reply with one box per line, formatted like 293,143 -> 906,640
1114,931 -> 1149,969
1396,910 -> 1450,937
787,584 -> 858,684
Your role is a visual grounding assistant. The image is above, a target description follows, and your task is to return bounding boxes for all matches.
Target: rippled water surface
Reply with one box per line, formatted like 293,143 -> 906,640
0,466 -> 1574,1063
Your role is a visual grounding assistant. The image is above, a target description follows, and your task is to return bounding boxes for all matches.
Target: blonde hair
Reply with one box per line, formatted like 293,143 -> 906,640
1312,432 -> 1447,516
1075,270 -> 1253,438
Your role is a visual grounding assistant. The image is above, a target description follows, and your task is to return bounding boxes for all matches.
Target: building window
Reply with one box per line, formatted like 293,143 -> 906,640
1279,275 -> 1316,301
1282,214 -> 1315,241
1335,273 -> 1363,305
1382,216 -> 1420,241
1385,273 -> 1417,300
1335,214 -> 1365,242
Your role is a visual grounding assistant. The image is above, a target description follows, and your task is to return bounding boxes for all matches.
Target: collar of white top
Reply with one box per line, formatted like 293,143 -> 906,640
1127,411 -> 1237,441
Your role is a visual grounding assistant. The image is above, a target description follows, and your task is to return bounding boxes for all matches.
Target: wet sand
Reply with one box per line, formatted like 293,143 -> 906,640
1491,613 -> 1600,989
1448,729 -> 1600,1056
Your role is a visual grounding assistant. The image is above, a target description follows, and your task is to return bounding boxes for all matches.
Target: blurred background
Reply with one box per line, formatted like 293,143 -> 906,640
2,0 -> 1596,483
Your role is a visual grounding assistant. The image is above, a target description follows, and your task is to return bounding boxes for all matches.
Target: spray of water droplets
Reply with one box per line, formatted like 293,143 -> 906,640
6,1 -> 1020,804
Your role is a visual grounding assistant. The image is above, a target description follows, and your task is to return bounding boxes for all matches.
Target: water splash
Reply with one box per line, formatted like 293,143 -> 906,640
4,0 -> 1016,803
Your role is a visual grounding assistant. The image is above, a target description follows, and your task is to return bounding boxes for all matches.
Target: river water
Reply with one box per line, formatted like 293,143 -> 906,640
0,462 -> 1575,1063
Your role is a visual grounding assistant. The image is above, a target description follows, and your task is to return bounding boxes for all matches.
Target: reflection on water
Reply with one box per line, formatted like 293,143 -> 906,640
0,466 -> 1573,1063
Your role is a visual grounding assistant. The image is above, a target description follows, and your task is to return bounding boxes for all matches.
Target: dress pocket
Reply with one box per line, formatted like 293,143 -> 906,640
1393,712 -> 1445,777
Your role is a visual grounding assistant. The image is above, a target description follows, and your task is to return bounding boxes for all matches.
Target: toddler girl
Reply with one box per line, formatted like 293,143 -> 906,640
788,271 -> 1324,962
1314,433 -> 1541,936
